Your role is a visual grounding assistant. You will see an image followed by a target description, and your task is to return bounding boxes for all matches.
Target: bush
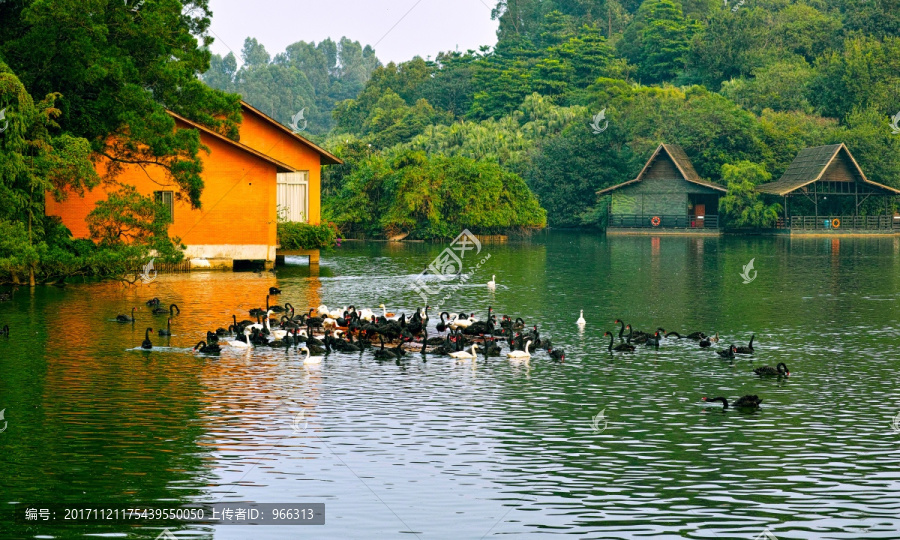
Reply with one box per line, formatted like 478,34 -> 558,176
277,222 -> 339,250
326,151 -> 547,239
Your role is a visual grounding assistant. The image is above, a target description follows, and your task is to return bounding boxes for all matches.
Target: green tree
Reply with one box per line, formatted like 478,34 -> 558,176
809,37 -> 900,121
619,0 -> 696,83
1,0 -> 241,208
719,56 -> 815,114
719,161 -> 781,227
0,63 -> 98,284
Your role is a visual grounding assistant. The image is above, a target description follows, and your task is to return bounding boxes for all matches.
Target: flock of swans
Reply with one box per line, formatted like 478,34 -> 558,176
107,275 -> 789,410
119,289 -> 565,366
579,314 -> 788,410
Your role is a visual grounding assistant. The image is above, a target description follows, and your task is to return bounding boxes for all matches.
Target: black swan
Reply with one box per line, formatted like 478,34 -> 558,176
141,328 -> 153,349
645,331 -> 661,348
267,295 -> 285,313
754,363 -> 789,377
374,336 -> 398,360
0,325 -> 8,336
735,335 -> 755,354
146,297 -> 160,307
153,303 -> 180,316
699,335 -> 711,348
703,395 -> 762,410
686,331 -> 706,340
483,338 -> 502,357
604,331 -> 635,352
269,287 -> 281,295
549,348 -> 565,361
614,319 -> 626,340
117,307 -> 136,323
717,345 -> 736,358
194,341 -> 221,354
158,318 -> 172,336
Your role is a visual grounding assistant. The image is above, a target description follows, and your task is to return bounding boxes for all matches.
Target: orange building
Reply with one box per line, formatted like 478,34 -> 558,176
46,101 -> 341,268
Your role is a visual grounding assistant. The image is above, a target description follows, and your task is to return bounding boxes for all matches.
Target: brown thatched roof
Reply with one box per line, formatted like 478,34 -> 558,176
756,143 -> 900,196
596,144 -> 726,195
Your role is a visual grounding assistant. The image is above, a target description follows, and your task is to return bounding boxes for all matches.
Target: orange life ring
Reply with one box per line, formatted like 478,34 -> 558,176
832,218 -> 841,228
651,216 -> 661,227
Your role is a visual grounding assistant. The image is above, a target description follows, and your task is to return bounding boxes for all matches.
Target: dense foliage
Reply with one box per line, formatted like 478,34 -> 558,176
311,0 -> 900,229
0,0 -> 234,283
277,222 -> 339,250
204,37 -> 379,135
326,151 -> 546,239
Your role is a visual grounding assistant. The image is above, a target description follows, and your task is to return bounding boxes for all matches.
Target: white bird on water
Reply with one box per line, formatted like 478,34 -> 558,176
449,344 -> 479,360
487,275 -> 496,290
576,310 -> 586,326
300,346 -> 323,365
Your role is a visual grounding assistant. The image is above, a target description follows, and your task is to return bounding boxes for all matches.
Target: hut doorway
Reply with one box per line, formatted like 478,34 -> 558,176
689,194 -> 719,229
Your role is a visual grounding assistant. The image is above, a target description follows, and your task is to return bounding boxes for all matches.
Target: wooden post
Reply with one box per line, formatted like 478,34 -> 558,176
814,182 -> 818,223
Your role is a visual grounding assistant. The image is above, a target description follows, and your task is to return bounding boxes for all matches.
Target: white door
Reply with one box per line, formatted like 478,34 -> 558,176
277,172 -> 309,222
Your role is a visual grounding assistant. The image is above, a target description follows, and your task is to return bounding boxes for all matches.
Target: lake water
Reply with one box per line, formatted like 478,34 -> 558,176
2,231 -> 900,539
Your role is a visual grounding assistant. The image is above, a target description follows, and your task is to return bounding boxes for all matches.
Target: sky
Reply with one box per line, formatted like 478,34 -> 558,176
207,0 -> 500,65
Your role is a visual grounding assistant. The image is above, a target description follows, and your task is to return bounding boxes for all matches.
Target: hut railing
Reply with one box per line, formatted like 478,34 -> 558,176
608,214 -> 719,229
781,216 -> 900,231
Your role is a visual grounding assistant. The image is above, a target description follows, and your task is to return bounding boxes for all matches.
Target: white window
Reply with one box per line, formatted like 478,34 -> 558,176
154,191 -> 174,223
277,172 -> 309,222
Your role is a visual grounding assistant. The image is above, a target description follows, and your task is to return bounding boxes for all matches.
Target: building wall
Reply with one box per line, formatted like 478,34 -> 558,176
822,152 -> 861,183
238,107 -> 323,224
46,121 -> 279,261
610,177 -> 719,215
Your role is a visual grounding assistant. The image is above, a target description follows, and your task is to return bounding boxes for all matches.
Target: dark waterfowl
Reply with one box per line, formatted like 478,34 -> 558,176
614,319 -> 626,340
702,395 -> 762,410
717,345 -> 736,359
194,341 -> 221,354
269,287 -> 281,295
0,287 -> 16,302
0,325 -> 8,337
153,303 -> 180,316
754,363 -> 789,377
146,297 -> 161,307
117,307 -> 137,323
735,335 -> 755,354
604,331 -> 635,352
141,328 -> 153,349
158,318 -> 172,336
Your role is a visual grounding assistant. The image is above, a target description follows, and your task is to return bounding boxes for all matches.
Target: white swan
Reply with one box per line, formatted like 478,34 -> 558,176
300,346 -> 323,364
449,344 -> 479,359
487,275 -> 496,290
246,310 -> 271,332
450,313 -> 476,330
358,308 -> 375,322
507,340 -> 532,359
226,328 -> 253,348
264,315 -> 287,340
379,304 -> 399,320
576,310 -> 586,326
